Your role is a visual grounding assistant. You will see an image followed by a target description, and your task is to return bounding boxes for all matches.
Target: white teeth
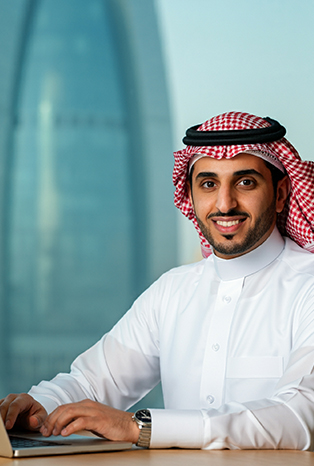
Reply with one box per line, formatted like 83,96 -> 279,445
216,220 -> 240,227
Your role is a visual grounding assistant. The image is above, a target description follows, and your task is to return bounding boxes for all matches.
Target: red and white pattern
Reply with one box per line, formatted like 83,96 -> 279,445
173,112 -> 314,257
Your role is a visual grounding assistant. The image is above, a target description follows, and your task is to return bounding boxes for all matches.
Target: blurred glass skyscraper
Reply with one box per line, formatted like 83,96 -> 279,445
0,0 -> 176,407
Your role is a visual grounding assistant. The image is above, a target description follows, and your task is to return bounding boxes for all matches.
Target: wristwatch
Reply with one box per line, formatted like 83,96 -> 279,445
132,409 -> 152,448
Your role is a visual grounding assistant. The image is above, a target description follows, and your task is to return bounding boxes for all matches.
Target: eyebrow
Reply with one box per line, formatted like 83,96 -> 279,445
195,168 -> 263,180
234,169 -> 263,177
195,171 -> 217,180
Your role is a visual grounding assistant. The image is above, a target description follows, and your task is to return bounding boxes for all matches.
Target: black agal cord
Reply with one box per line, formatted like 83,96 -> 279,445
182,117 -> 286,146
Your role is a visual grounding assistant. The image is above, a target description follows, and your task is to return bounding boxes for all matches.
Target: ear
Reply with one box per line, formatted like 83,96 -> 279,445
276,175 -> 290,213
187,180 -> 193,205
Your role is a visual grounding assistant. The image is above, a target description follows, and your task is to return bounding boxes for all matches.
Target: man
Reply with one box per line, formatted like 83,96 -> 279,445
1,111 -> 314,450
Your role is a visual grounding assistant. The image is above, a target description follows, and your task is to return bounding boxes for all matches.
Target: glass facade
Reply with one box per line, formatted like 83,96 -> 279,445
0,0 -> 176,409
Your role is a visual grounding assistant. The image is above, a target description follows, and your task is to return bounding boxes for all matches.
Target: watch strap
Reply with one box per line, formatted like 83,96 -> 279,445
132,409 -> 152,448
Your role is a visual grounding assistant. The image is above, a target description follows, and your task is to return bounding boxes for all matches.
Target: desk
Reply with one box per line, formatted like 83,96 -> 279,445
0,449 -> 314,466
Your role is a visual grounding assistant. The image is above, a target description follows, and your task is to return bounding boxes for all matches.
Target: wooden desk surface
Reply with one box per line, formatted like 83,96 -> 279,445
0,449 -> 314,466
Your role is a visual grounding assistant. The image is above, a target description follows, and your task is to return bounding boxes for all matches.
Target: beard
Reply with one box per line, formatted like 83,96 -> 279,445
195,197 -> 277,257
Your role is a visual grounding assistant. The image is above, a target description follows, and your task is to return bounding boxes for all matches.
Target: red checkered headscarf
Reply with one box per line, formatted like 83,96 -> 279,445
173,111 -> 314,257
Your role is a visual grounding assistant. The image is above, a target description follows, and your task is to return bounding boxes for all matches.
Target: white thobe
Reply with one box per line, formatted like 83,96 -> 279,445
29,228 -> 314,450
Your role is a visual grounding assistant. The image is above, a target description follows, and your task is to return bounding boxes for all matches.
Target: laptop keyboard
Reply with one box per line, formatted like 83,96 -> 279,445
10,436 -> 64,449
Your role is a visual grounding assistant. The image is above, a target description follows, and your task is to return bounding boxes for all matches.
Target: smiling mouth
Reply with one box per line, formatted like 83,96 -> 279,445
216,219 -> 241,227
215,218 -> 247,227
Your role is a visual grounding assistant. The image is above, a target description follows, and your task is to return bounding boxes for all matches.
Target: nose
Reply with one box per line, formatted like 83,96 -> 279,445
215,184 -> 237,213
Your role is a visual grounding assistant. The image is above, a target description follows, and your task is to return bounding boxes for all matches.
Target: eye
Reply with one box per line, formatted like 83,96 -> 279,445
202,180 -> 216,189
238,178 -> 255,187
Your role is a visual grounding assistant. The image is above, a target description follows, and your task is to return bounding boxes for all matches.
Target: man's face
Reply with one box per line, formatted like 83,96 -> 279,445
188,153 -> 287,259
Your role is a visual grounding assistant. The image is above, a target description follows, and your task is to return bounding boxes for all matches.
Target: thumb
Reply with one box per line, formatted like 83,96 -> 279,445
28,413 -> 47,431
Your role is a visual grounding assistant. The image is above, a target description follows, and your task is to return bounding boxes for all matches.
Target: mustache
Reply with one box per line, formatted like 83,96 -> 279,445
207,209 -> 249,219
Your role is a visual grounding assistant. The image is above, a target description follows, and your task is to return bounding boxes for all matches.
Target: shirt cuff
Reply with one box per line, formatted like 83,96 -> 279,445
149,409 -> 204,449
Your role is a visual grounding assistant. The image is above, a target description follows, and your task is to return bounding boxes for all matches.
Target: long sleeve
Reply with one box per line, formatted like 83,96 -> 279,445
29,233 -> 314,451
149,403 -> 308,450
148,238 -> 314,450
149,344 -> 314,450
29,282 -> 162,414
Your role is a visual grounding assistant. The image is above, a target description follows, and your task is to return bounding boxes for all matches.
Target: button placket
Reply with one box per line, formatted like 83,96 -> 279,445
223,295 -> 232,304
200,277 -> 244,409
212,343 -> 220,352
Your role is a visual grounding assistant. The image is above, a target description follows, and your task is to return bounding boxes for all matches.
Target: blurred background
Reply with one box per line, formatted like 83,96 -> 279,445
0,0 -> 313,409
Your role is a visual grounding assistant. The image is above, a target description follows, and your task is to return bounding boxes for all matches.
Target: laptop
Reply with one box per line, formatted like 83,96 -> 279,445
0,416 -> 132,458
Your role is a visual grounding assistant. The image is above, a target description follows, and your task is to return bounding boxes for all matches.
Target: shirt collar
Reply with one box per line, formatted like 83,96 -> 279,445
212,227 -> 285,281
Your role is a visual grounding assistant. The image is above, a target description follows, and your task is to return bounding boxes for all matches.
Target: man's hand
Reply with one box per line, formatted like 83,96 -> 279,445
0,393 -> 47,431
40,400 -> 140,444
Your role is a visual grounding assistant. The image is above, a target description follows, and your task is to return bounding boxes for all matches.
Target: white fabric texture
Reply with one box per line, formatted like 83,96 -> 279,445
29,228 -> 314,450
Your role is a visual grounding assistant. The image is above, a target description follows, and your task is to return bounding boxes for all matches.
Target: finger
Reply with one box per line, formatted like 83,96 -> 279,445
3,395 -> 47,431
41,404 -> 78,437
41,402 -> 99,437
40,408 -> 62,436
0,398 -> 10,421
0,394 -> 18,419
28,413 -> 46,430
59,417 -> 88,437
3,396 -> 28,429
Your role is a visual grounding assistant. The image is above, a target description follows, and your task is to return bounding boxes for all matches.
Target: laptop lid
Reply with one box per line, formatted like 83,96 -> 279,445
0,416 -> 132,458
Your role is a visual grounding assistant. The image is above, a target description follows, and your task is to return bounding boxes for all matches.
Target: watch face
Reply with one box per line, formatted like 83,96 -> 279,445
136,409 -> 151,423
